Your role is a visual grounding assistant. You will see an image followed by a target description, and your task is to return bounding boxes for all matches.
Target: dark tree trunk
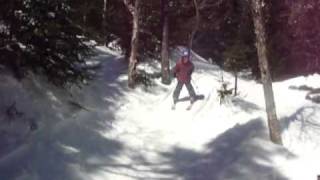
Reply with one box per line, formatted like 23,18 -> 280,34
161,0 -> 170,85
82,2 -> 88,34
102,0 -> 108,45
234,72 -> 238,96
83,14 -> 87,33
188,0 -> 200,56
127,0 -> 140,88
83,15 -> 87,26
250,0 -> 282,145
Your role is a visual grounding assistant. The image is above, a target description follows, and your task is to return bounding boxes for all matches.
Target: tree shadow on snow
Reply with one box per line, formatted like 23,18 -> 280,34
158,119 -> 294,180
231,97 -> 261,113
281,106 -> 320,138
176,94 -> 205,103
0,49 -> 128,180
0,119 -> 124,180
70,47 -> 129,112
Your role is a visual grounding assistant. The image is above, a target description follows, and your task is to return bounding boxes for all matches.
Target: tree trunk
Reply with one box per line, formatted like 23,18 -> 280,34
82,2 -> 88,34
83,14 -> 87,34
102,0 -> 108,45
250,0 -> 282,145
83,15 -> 87,26
234,72 -> 238,96
127,0 -> 140,88
161,0 -> 170,85
188,0 -> 200,56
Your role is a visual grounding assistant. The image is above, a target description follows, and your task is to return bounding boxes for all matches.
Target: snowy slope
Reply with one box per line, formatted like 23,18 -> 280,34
0,46 -> 320,180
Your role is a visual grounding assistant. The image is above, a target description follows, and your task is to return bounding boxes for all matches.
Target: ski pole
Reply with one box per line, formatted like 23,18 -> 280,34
191,79 -> 199,91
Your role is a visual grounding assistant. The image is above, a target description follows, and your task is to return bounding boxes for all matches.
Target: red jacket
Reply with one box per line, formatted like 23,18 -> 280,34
173,59 -> 194,83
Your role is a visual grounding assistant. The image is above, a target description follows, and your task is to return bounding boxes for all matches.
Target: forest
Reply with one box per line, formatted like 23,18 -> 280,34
1,0 -> 319,85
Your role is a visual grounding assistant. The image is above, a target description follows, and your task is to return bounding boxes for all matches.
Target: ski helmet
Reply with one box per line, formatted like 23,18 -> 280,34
182,50 -> 189,57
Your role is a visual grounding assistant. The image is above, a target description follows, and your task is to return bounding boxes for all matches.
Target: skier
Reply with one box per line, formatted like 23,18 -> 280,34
172,50 -> 196,109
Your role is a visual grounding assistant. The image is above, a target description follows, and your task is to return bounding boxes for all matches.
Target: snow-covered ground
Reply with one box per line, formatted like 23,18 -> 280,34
0,46 -> 319,180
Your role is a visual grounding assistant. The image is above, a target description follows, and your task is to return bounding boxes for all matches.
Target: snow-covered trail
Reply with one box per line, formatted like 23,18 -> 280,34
1,46 -> 320,180
94,57 -> 284,180
79,47 -> 316,180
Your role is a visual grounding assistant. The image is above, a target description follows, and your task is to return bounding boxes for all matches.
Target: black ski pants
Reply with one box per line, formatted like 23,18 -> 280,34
173,81 -> 196,103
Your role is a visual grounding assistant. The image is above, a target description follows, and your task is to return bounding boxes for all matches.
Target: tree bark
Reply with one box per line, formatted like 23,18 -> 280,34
161,0 -> 170,85
250,0 -> 282,145
83,14 -> 87,34
82,2 -> 89,34
234,72 -> 238,96
124,0 -> 140,88
189,0 -> 200,56
102,0 -> 108,45
83,14 -> 87,27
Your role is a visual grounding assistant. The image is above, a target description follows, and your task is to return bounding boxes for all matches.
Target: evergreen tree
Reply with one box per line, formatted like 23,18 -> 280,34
267,0 -> 320,79
0,0 -> 92,86
223,39 -> 253,95
69,0 -> 105,41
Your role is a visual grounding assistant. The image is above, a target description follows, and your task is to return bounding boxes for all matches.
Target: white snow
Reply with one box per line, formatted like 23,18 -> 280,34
106,40 -> 123,54
0,46 -> 320,180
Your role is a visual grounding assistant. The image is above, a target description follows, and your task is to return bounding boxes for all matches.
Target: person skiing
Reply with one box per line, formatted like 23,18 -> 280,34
172,50 -> 196,109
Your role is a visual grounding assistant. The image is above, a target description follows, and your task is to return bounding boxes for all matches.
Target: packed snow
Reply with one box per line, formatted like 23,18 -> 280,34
0,46 -> 319,180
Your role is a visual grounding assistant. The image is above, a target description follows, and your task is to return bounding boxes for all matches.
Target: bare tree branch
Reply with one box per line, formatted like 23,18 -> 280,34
199,0 -> 224,10
123,0 -> 135,15
0,43 -> 16,50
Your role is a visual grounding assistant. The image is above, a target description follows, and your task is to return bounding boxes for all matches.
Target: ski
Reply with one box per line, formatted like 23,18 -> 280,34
186,102 -> 194,110
171,95 -> 204,110
171,103 -> 176,110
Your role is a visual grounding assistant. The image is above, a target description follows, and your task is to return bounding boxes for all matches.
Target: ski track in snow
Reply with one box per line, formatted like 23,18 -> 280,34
0,46 -> 320,180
